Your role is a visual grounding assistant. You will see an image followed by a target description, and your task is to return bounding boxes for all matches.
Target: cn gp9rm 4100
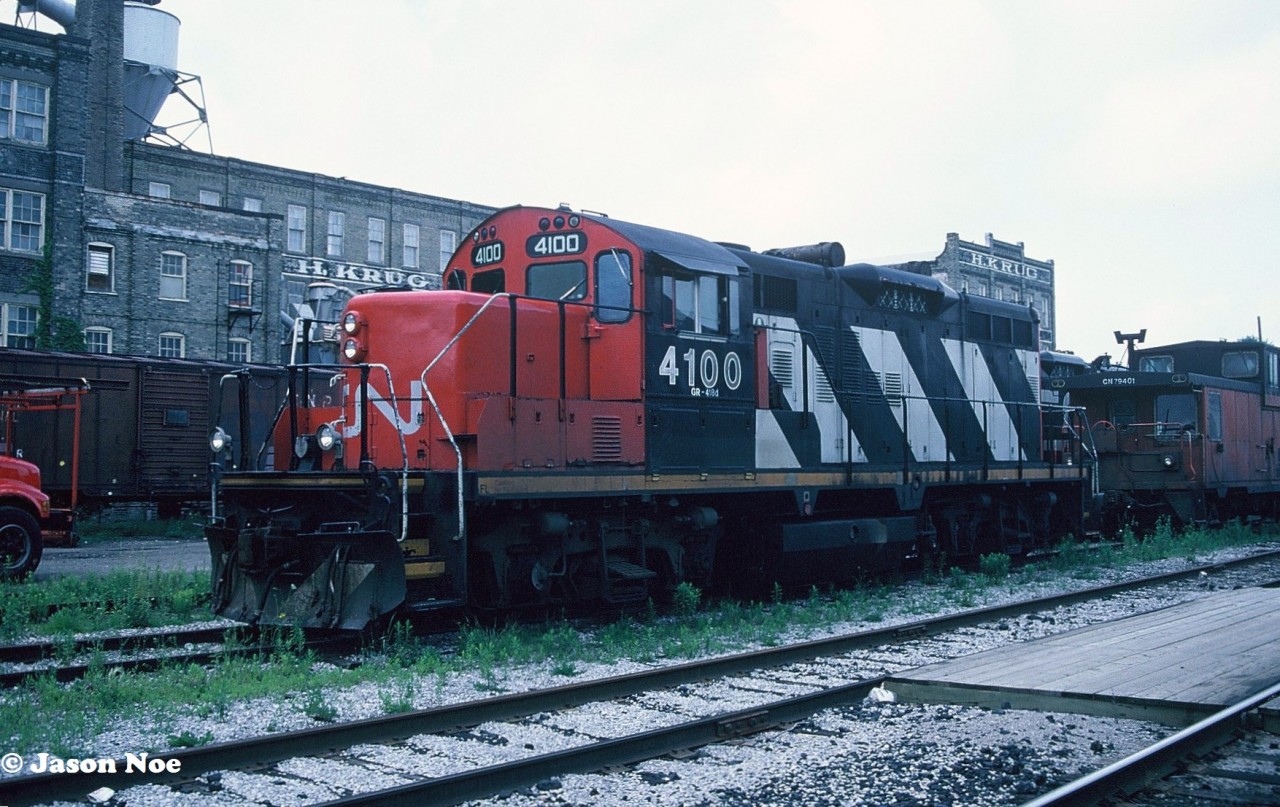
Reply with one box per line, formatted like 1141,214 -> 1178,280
206,205 -> 1091,629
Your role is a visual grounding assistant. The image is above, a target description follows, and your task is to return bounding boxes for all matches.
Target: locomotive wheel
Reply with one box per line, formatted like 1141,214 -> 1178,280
0,506 -> 42,580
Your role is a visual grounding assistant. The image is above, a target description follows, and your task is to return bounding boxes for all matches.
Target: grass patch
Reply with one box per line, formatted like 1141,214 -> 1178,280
0,569 -> 210,642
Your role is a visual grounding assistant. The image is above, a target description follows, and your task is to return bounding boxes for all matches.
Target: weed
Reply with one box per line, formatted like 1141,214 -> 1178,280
978,553 -> 1011,581
301,690 -> 338,722
379,675 -> 417,714
672,582 -> 702,617
550,659 -> 579,677
167,729 -> 214,748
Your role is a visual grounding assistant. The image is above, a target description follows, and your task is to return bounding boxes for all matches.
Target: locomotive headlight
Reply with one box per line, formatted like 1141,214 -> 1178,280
342,337 -> 366,362
209,427 -> 231,454
342,311 -> 361,335
294,434 -> 311,459
316,423 -> 340,452
1162,454 -> 1175,468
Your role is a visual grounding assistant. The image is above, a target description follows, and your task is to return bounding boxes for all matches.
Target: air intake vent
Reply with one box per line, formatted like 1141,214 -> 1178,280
771,347 -> 794,389
592,416 -> 622,462
883,372 -> 903,408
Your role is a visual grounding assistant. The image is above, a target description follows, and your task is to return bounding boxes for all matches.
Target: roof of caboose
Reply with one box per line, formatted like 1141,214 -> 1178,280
1131,339 -> 1275,375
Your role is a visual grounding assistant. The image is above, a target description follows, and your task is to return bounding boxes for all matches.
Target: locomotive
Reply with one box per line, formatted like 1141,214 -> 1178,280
1063,337 -> 1280,532
205,205 -> 1091,629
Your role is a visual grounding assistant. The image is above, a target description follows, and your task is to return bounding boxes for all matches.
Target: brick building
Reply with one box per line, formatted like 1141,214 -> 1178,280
882,232 -> 1058,349
0,0 -> 493,362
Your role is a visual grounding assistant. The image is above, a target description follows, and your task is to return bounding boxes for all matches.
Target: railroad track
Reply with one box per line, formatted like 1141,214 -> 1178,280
1026,681 -> 1280,807
3,549 -> 1279,806
0,627 -> 360,689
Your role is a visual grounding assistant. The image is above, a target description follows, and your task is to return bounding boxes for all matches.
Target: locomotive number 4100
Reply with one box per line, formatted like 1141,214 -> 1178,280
526,231 -> 586,257
658,345 -> 743,397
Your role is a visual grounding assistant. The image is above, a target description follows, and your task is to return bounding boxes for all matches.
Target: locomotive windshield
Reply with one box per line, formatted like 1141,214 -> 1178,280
471,269 -> 504,293
526,261 -> 587,301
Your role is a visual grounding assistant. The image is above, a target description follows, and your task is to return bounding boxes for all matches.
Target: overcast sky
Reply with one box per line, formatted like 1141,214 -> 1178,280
29,0 -> 1280,362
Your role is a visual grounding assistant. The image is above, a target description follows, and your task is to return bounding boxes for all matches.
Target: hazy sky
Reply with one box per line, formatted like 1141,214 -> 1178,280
29,0 -> 1280,361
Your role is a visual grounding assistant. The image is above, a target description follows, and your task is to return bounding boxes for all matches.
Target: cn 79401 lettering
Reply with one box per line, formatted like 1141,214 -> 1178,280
206,205 -> 1091,629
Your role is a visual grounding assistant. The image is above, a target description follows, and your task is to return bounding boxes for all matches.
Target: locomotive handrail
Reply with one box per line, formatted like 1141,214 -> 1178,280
419,292 -> 518,556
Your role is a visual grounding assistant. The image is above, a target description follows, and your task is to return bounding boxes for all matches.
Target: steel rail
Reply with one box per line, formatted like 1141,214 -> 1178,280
1,549 -> 1277,806
1022,680 -> 1280,807
322,676 -> 892,807
0,634 -> 356,689
0,625 -> 246,665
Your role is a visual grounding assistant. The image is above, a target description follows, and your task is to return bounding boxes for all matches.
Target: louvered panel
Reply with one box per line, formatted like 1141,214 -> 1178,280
883,372 -> 903,408
770,346 -> 794,389
592,416 -> 622,462
815,371 -> 835,403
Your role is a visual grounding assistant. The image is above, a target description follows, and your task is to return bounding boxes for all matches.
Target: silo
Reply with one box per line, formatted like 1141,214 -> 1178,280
121,1 -> 180,140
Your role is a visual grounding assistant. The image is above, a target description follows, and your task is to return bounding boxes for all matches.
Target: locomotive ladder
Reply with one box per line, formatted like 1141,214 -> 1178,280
598,520 -> 655,605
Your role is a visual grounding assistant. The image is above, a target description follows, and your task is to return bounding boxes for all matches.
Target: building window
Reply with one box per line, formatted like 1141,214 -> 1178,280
199,190 -> 222,206
242,197 -> 262,213
1,188 -> 44,252
0,79 -> 49,145
158,332 -> 185,358
402,223 -> 419,268
228,338 -> 251,363
367,217 -> 385,264
1,303 -> 37,348
86,243 -> 114,292
159,251 -> 187,300
327,211 -> 345,257
148,182 -> 171,199
84,327 -> 112,354
228,260 -> 252,308
287,204 -> 307,252
439,229 -> 457,271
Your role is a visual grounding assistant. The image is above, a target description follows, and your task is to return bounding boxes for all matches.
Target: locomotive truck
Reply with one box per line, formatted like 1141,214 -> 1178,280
206,205 -> 1091,629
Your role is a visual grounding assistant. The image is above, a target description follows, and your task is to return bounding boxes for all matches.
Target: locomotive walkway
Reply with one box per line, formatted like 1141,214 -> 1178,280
888,585 -> 1280,725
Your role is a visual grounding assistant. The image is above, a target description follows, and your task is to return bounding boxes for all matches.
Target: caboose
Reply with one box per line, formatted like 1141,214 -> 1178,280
207,205 -> 1090,628
1064,338 -> 1280,531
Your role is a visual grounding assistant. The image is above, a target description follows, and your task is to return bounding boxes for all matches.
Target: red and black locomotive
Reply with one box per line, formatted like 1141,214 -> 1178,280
206,205 -> 1091,629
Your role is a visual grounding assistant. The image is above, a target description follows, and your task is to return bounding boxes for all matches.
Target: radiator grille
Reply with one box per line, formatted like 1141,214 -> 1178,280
592,416 -> 623,462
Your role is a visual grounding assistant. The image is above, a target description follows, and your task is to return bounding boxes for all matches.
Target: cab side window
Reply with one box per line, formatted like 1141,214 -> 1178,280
660,270 -> 740,335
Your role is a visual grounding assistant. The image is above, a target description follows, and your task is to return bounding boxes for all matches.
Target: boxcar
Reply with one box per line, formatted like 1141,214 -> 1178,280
0,348 -> 285,517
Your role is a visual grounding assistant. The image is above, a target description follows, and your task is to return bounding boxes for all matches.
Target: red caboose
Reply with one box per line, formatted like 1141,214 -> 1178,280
1065,339 -> 1280,531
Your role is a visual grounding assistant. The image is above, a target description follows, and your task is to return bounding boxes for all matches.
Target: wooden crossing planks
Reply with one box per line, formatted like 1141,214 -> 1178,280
895,587 -> 1280,708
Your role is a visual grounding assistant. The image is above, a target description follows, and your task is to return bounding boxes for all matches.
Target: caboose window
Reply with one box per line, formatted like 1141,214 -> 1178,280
594,250 -> 632,323
1154,393 -> 1196,437
1139,355 -> 1173,372
1110,399 -> 1136,429
527,261 -> 587,301
471,268 -> 503,294
1222,351 -> 1258,379
1206,390 -> 1222,441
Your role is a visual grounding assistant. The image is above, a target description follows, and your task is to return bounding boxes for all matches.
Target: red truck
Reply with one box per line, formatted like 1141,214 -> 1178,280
0,378 -> 88,579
